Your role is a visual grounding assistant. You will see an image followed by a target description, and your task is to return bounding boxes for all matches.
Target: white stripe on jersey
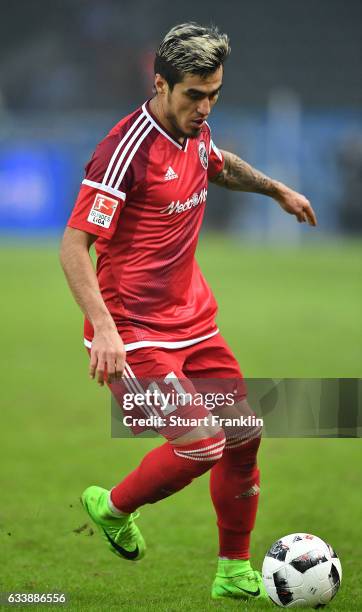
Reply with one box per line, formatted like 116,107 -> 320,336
81,179 -> 126,200
107,117 -> 151,188
142,102 -> 189,152
211,140 -> 223,161
102,111 -> 145,185
115,123 -> 153,189
100,103 -> 191,194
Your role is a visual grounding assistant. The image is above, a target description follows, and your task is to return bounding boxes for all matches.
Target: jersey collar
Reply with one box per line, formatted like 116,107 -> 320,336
142,101 -> 189,152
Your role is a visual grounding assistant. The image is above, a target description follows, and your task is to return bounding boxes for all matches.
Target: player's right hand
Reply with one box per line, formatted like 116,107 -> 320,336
89,326 -> 126,386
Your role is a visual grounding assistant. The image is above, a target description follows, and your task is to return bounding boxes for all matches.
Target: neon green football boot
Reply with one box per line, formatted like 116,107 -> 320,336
81,485 -> 145,561
212,559 -> 269,601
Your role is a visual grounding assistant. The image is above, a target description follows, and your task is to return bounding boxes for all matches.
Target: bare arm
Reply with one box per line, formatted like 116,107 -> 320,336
60,227 -> 125,384
210,149 -> 317,226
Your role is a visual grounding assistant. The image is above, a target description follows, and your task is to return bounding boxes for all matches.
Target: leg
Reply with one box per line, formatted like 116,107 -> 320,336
182,334 -> 267,600
210,399 -> 262,560
82,345 -> 225,561
110,350 -> 225,512
183,336 -> 262,560
110,425 -> 225,513
210,403 -> 266,600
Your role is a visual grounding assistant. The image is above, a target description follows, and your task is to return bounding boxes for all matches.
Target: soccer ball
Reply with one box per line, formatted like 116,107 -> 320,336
262,533 -> 342,608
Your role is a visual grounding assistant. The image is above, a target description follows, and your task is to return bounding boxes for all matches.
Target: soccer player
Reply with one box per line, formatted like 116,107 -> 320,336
60,23 -> 317,602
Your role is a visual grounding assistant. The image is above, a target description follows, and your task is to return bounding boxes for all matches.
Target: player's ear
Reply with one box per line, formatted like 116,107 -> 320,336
154,73 -> 168,96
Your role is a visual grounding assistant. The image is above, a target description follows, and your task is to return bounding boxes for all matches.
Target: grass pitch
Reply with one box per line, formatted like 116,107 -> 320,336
0,237 -> 361,610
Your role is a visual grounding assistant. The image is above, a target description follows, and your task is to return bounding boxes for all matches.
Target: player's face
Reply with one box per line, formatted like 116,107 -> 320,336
160,66 -> 223,140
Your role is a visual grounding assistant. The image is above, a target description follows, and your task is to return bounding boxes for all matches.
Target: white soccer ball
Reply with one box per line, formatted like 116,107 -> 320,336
262,533 -> 342,608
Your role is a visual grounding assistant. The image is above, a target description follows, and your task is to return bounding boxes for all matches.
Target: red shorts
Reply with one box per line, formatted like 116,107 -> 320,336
107,333 -> 248,440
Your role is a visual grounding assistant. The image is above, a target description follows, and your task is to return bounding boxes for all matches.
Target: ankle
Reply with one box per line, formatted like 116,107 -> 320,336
217,558 -> 251,577
102,491 -> 129,518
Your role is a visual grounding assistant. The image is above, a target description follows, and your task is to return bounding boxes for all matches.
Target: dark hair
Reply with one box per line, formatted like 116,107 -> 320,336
154,22 -> 230,89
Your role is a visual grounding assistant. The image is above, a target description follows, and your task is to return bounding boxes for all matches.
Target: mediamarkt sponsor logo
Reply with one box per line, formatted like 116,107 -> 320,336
160,188 -> 207,215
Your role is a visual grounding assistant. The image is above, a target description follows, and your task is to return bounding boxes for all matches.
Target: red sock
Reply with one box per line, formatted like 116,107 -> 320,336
111,432 -> 226,514
209,436 -> 261,560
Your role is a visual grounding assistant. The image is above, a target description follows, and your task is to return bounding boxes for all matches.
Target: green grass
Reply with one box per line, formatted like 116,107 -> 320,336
0,237 -> 361,610
197,236 -> 362,378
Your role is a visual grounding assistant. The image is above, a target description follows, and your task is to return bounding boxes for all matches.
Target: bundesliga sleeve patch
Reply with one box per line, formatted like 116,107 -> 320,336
87,193 -> 119,228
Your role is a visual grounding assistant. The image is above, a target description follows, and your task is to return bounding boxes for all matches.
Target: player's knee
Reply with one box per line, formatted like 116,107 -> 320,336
172,428 -> 226,475
224,426 -> 262,452
173,422 -> 224,446
195,423 -> 225,444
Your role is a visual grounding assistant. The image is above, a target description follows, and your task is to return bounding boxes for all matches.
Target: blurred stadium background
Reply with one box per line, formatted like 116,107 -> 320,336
1,1 -> 361,609
0,0 -> 361,239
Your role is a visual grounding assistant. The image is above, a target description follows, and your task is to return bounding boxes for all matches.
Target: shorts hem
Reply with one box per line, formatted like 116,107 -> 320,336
83,329 -> 219,352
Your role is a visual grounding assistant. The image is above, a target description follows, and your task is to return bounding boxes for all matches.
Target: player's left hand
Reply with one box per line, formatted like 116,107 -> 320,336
274,183 -> 317,226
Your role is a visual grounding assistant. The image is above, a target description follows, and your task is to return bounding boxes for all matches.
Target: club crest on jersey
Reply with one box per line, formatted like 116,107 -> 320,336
87,193 -> 118,228
198,140 -> 208,170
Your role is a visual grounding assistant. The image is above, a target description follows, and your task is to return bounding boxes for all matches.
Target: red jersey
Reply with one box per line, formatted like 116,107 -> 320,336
67,100 -> 225,351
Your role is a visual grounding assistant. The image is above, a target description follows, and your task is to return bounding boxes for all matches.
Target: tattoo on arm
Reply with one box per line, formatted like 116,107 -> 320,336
210,150 -> 278,196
